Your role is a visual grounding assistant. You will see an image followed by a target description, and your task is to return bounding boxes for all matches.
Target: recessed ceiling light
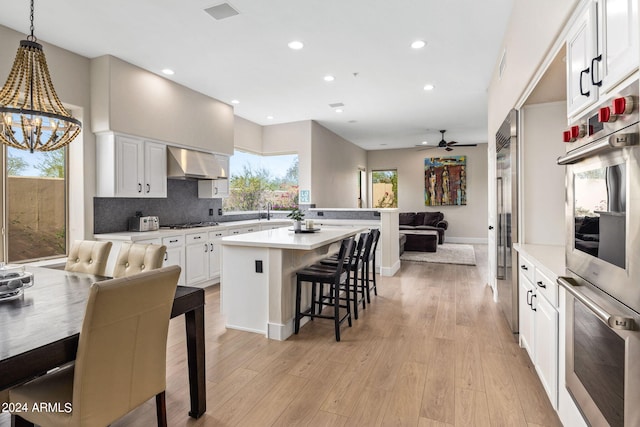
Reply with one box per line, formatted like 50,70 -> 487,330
423,84 -> 435,91
421,141 -> 428,145
267,115 -> 274,120
288,40 -> 304,50
231,99 -> 240,104
411,40 -> 427,49
161,68 -> 175,75
335,109 -> 343,113
324,75 -> 335,82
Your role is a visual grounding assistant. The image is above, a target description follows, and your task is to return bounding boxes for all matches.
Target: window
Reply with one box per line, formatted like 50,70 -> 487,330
372,170 -> 398,208
4,147 -> 67,262
223,150 -> 299,212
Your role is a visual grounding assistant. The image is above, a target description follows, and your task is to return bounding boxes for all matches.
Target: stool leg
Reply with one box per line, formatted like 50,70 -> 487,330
333,280 -> 341,341
294,276 -> 302,334
350,267 -> 359,320
310,281 -> 317,318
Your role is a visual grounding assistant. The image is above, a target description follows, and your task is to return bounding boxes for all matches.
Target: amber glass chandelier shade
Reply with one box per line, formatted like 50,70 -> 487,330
0,40 -> 82,152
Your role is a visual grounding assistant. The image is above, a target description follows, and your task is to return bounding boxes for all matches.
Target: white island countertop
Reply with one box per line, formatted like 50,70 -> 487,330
220,226 -> 366,250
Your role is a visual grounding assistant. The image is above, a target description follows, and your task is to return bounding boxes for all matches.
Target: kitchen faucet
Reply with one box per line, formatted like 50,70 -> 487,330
267,202 -> 272,220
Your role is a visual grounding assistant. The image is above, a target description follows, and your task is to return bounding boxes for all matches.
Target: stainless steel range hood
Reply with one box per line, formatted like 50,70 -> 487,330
167,146 -> 223,180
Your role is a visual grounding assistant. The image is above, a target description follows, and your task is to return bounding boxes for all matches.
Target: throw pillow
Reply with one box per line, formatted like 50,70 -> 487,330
423,211 -> 444,227
399,212 -> 416,226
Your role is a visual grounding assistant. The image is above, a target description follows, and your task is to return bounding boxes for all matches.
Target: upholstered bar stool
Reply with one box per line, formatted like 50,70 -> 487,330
64,240 -> 112,276
321,232 -> 369,319
112,242 -> 166,278
294,237 -> 355,341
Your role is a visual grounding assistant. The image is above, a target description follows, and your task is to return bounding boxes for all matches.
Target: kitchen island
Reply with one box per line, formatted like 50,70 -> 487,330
220,226 -> 366,340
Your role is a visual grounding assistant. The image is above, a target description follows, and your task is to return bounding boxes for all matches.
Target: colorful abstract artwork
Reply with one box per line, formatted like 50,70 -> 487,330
424,156 -> 467,206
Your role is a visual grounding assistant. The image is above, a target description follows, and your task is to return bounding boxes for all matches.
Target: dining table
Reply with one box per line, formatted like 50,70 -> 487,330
0,266 -> 206,419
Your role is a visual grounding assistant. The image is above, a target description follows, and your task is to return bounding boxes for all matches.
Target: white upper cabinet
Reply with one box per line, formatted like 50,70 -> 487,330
96,133 -> 167,198
567,2 -> 599,117
566,0 -> 639,119
598,0 -> 639,93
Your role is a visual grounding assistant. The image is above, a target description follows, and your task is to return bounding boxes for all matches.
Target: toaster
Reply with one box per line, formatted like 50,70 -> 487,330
128,216 -> 159,232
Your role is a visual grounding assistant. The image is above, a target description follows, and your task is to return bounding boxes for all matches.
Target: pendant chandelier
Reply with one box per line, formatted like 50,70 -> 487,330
0,0 -> 81,153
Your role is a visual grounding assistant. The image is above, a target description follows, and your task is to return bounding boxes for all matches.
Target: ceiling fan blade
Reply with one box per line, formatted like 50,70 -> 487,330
445,147 -> 454,152
415,146 -> 436,151
454,143 -> 478,147
447,140 -> 459,146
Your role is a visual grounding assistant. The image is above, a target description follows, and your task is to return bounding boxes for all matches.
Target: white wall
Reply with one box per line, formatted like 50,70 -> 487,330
310,122 -> 367,208
90,55 -> 234,155
521,102 -> 567,245
367,145 -> 488,242
234,116 -> 263,153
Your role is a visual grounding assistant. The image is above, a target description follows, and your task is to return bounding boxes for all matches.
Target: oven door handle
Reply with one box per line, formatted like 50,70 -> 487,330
557,276 -> 636,331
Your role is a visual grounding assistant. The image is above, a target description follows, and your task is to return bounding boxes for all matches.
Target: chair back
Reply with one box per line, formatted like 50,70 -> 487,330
72,265 -> 180,426
336,236 -> 356,274
65,240 -> 113,276
112,242 -> 166,278
352,232 -> 369,266
367,229 -> 381,261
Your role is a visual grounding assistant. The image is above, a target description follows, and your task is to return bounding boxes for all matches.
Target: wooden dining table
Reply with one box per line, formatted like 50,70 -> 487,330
0,266 -> 206,419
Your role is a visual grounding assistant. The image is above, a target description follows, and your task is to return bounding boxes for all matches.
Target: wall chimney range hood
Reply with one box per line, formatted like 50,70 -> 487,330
167,146 -> 224,180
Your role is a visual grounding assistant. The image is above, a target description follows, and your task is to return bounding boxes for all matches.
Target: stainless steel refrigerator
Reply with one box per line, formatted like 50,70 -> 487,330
496,109 -> 518,337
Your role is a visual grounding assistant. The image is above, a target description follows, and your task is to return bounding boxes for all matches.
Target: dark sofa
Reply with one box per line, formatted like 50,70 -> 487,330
399,211 -> 448,244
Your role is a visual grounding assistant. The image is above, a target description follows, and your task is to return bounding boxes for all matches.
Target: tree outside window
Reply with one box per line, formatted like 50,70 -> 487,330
223,151 -> 299,212
372,170 -> 398,208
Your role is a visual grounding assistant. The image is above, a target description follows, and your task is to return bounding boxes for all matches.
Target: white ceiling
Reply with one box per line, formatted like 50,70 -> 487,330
0,0 -> 514,150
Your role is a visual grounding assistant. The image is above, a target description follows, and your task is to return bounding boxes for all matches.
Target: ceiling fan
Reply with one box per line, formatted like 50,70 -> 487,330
416,130 -> 478,151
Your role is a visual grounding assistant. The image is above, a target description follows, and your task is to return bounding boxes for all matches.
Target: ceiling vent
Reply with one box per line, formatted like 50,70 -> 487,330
205,3 -> 240,20
329,102 -> 345,108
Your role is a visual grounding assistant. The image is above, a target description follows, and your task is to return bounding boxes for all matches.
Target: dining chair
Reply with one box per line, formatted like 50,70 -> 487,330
112,242 -> 167,278
64,240 -> 113,276
9,265 -> 181,427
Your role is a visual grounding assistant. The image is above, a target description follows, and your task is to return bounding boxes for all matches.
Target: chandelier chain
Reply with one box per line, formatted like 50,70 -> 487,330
28,0 -> 36,42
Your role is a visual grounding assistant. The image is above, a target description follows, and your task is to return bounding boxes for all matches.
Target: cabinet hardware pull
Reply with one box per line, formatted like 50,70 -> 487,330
138,183 -> 142,193
210,243 -> 214,251
591,55 -> 602,86
169,239 -> 178,243
579,68 -> 591,97
537,280 -> 546,288
146,183 -> 150,193
531,294 -> 537,311
521,265 -> 528,270
194,236 -> 201,240
204,243 -> 208,253
164,253 -> 168,261
527,289 -> 533,306
488,225 -> 494,230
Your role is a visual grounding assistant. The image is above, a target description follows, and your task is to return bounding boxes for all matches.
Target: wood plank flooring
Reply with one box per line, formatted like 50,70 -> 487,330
1,245 -> 562,426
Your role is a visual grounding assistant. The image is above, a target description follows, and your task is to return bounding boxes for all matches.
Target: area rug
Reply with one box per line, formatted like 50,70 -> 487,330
400,243 -> 476,266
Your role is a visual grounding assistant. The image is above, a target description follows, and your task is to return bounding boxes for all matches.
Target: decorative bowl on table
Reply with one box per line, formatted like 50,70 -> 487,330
0,264 -> 34,301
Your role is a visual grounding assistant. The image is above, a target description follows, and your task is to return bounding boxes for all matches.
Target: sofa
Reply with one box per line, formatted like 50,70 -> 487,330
399,211 -> 448,245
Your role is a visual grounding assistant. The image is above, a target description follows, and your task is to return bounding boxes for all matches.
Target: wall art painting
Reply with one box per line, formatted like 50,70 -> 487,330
424,156 -> 467,206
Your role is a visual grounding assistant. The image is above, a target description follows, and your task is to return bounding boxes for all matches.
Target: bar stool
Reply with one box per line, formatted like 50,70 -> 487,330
294,237 -> 355,341
363,228 -> 380,302
321,232 -> 369,319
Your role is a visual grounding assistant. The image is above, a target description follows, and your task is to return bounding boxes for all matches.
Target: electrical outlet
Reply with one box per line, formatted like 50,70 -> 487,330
218,208 -> 223,215
209,208 -> 214,216
317,211 -> 324,216
255,260 -> 263,273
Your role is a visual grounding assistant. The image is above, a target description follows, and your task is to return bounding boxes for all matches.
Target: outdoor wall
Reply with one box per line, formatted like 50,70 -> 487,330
310,121 -> 367,208
367,145 -> 488,243
7,177 -> 65,261
0,24 -> 93,246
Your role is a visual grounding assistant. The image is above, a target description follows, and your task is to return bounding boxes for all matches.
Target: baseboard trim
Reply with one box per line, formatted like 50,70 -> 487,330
381,260 -> 401,277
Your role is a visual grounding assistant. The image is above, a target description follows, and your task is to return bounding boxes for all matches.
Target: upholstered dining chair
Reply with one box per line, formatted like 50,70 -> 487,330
64,240 -> 113,276
9,265 -> 181,427
112,242 -> 167,278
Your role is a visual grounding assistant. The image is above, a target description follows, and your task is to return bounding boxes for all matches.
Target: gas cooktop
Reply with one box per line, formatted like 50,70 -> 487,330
160,222 -> 219,229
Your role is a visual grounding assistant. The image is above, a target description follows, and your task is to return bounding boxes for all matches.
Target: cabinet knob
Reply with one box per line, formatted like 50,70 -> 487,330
164,253 -> 168,261
488,226 -> 494,230
537,280 -> 546,289
521,265 -> 528,271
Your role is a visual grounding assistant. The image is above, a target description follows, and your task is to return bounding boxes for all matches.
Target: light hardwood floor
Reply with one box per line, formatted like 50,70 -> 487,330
45,245 -> 564,426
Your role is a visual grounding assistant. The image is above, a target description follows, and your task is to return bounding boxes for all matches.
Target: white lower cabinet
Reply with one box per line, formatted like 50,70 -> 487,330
185,232 -> 209,285
162,235 -> 185,286
518,254 -> 559,409
208,229 -> 229,282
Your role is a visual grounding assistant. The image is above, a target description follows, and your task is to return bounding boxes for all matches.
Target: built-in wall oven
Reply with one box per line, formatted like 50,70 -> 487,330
558,80 -> 640,427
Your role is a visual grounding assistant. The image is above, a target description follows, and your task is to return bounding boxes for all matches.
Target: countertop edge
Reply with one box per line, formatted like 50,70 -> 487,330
513,243 -> 566,279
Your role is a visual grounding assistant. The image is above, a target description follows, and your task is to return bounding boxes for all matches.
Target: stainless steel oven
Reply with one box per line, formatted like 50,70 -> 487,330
558,80 -> 640,427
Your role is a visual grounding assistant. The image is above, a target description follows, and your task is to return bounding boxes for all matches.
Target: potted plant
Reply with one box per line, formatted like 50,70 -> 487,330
287,208 -> 305,231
